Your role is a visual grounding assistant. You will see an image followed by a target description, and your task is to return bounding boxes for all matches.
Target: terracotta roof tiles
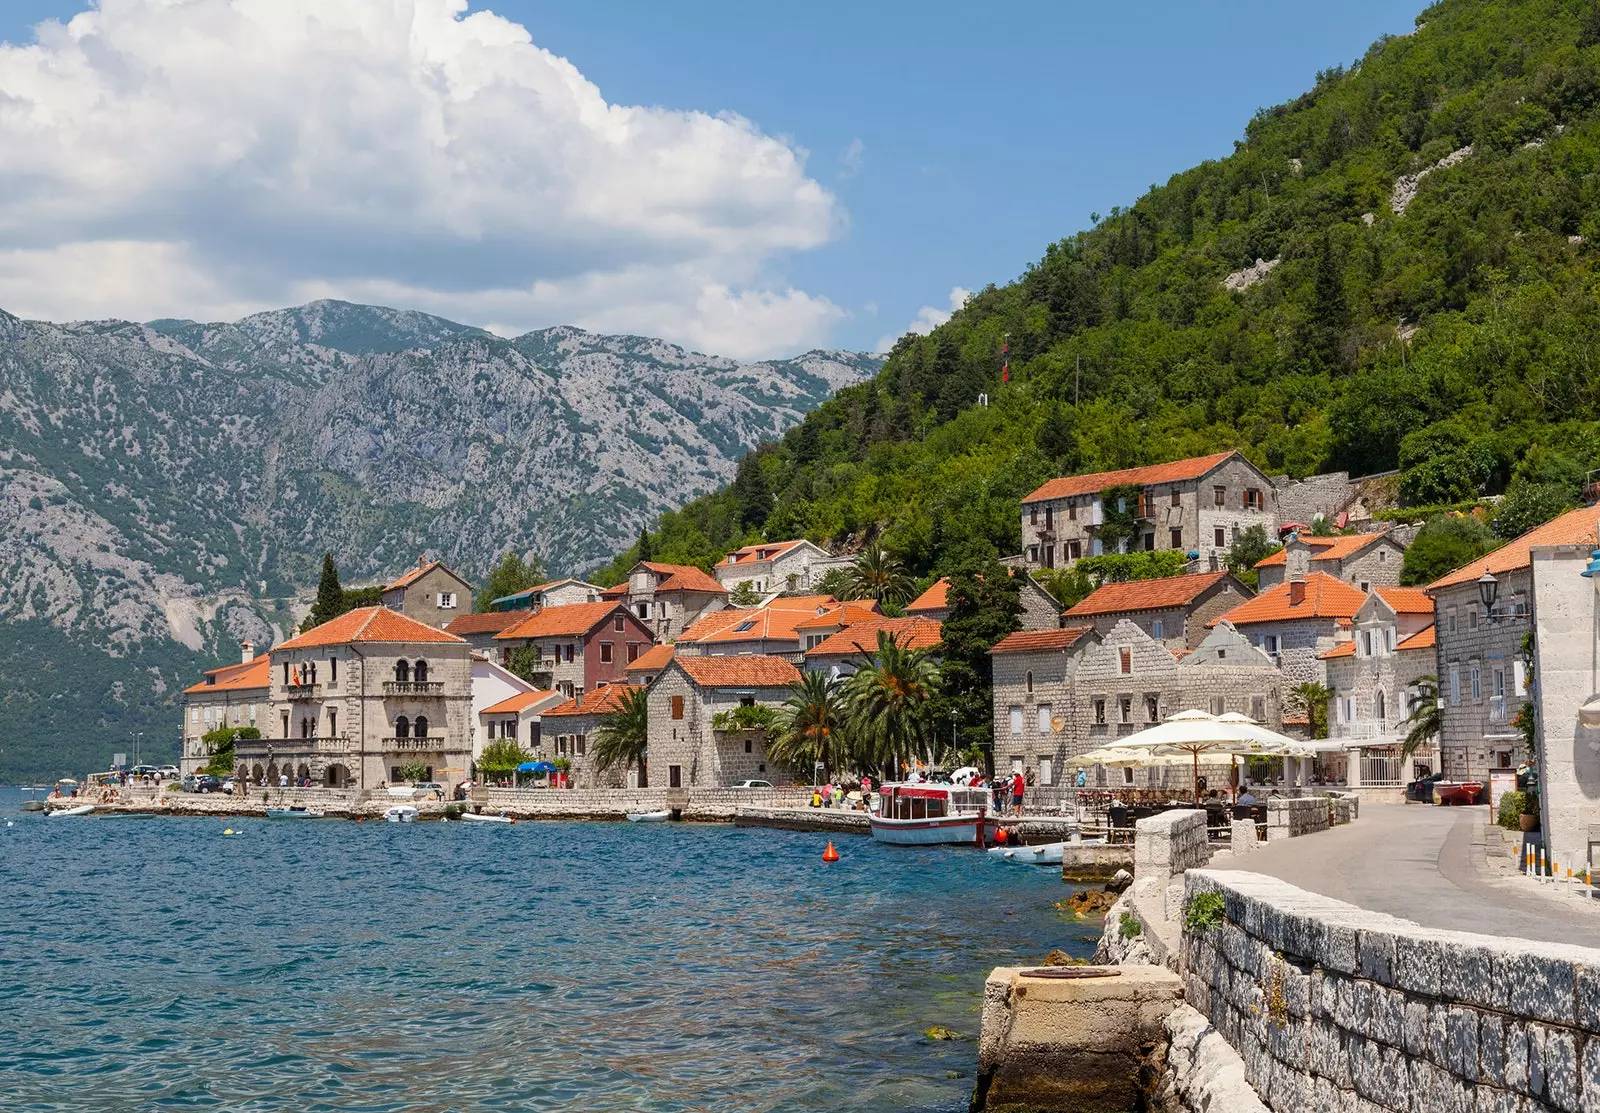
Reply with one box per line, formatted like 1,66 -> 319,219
1063,571 -> 1239,618
905,578 -> 951,614
444,610 -> 533,636
1209,572 -> 1368,627
677,608 -> 763,642
1426,506 -> 1600,591
989,626 -> 1096,655
1375,586 -> 1434,615
1317,641 -> 1358,660
495,601 -> 623,640
716,540 -> 808,567
182,655 -> 271,694
1397,625 -> 1437,652
804,616 -> 944,659
541,683 -> 642,717
1022,451 -> 1240,504
480,689 -> 563,715
625,643 -> 675,674
275,606 -> 466,651
384,559 -> 451,591
673,655 -> 801,688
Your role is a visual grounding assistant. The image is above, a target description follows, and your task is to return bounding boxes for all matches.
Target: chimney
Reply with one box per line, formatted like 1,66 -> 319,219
418,554 -> 428,567
1288,576 -> 1307,606
240,640 -> 255,663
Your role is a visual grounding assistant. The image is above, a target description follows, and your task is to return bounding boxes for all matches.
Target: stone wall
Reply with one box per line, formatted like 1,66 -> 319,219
1179,868 -> 1600,1113
1266,797 -> 1328,841
1530,544 -> 1600,873
1433,575 -> 1529,780
1271,471 -> 1356,528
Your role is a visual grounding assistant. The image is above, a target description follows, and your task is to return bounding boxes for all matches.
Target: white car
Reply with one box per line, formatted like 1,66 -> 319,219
157,765 -> 181,779
730,779 -> 773,789
221,778 -> 237,795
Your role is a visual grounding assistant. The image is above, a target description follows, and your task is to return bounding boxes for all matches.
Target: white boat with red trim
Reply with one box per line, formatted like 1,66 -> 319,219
868,782 -> 996,846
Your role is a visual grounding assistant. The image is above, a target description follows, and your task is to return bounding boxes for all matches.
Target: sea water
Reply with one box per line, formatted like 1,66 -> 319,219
0,788 -> 1097,1111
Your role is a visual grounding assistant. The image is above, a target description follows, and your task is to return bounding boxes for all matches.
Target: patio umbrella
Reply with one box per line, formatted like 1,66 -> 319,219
1115,710 -> 1293,804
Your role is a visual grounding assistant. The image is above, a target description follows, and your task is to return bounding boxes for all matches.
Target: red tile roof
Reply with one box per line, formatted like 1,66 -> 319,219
766,594 -> 839,612
677,608 -> 763,642
804,616 -> 944,659
989,626 -> 1096,655
600,582 -> 629,598
905,578 -> 950,614
626,643 -> 675,674
182,655 -> 271,695
541,683 -> 642,717
481,689 -> 562,715
444,610 -> 533,636
1317,641 -> 1357,660
716,540 -> 808,567
275,606 -> 466,651
495,601 -> 622,640
1063,571 -> 1238,618
1397,625 -> 1437,652
691,603 -> 843,646
673,655 -> 801,688
1375,586 -> 1434,615
384,559 -> 457,591
1427,506 -> 1600,590
1021,451 -> 1240,504
1210,572 -> 1367,627
794,603 -> 879,630
1255,537 -> 1337,568
653,565 -> 728,594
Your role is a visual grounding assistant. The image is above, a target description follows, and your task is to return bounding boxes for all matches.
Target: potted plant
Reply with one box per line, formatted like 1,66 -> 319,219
1520,788 -> 1540,832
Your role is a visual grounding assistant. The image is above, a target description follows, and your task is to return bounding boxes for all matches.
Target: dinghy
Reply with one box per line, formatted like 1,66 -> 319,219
47,804 -> 95,818
627,810 -> 671,823
266,807 -> 326,819
460,812 -> 513,824
383,804 -> 419,823
986,840 -> 1067,865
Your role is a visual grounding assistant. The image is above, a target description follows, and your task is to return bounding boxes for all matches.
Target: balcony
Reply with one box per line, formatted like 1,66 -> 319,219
1333,720 -> 1388,741
382,736 -> 448,751
285,683 -> 322,699
384,681 -> 445,697
237,736 -> 349,755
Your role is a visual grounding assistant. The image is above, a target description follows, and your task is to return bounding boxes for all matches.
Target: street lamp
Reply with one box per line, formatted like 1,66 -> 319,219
1477,570 -> 1499,615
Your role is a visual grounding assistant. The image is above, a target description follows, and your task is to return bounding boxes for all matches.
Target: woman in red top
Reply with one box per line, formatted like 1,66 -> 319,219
1011,770 -> 1026,817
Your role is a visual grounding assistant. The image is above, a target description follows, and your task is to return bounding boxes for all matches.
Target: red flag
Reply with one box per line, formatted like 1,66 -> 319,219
1002,362 -> 1010,383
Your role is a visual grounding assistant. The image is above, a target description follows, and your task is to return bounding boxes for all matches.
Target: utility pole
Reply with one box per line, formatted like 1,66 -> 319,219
1075,355 -> 1081,406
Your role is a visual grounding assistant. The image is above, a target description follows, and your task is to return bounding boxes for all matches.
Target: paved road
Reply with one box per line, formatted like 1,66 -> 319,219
1207,802 -> 1600,948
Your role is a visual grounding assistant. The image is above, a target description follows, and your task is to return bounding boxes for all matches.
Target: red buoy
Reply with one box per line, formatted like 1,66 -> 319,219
995,827 -> 1009,844
822,841 -> 840,862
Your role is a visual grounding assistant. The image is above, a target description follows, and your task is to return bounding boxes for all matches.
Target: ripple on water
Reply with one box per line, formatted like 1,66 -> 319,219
0,790 -> 1095,1111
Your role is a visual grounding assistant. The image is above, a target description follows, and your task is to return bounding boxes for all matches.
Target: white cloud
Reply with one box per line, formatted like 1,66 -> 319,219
839,137 -> 865,179
875,286 -> 970,353
0,0 -> 845,359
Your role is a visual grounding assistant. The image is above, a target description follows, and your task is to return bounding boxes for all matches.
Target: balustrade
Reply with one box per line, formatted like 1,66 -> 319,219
384,681 -> 446,696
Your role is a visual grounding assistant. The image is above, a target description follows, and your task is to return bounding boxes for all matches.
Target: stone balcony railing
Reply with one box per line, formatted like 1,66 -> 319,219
382,736 -> 450,751
383,681 -> 445,696
1332,720 -> 1386,740
237,736 -> 351,755
285,683 -> 322,699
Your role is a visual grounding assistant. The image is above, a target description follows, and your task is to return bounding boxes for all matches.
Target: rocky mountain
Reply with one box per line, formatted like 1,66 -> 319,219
0,300 -> 879,780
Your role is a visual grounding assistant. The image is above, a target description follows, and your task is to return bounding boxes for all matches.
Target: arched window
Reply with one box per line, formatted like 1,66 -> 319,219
1375,690 -> 1386,723
394,660 -> 410,683
395,716 -> 410,738
413,659 -> 429,683
413,715 -> 429,738
1025,670 -> 1033,694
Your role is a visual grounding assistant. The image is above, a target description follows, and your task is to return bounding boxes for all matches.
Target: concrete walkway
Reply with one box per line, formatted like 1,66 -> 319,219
1208,802 -> 1600,948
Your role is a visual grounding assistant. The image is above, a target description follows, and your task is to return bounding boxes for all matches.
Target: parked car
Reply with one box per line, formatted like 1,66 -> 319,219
730,779 -> 773,789
414,782 -> 447,800
181,773 -> 199,792
191,774 -> 224,794
131,764 -> 161,777
157,765 -> 180,779
221,778 -> 237,795
1404,771 -> 1445,803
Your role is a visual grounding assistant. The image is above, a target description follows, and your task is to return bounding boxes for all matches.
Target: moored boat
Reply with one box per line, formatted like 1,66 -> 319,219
869,783 -> 995,846
627,810 -> 671,823
47,804 -> 95,818
1433,780 -> 1484,806
383,804 -> 419,823
986,840 -> 1067,865
266,807 -> 327,819
460,812 -> 513,824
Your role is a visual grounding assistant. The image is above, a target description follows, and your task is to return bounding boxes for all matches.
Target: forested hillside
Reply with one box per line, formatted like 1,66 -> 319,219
594,0 -> 1600,584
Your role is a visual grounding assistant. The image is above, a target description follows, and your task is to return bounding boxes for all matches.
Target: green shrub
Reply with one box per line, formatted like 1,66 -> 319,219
1496,790 -> 1528,830
1184,891 -> 1227,933
1117,912 -> 1142,940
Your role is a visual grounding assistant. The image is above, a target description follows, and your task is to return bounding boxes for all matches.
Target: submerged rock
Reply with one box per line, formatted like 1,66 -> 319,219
1057,889 -> 1118,917
924,1025 -> 961,1041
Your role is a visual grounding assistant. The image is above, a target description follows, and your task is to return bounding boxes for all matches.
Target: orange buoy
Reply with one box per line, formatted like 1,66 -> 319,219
995,827 -> 1009,845
822,841 -> 840,862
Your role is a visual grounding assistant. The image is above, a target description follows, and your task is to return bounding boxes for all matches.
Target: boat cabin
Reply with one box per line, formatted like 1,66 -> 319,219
876,783 -> 990,820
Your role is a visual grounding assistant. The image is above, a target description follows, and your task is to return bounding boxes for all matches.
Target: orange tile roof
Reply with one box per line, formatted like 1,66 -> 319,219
765,594 -> 839,612
1427,506 -> 1600,590
384,559 -> 454,591
673,655 -> 801,688
495,601 -> 624,640
677,607 -> 763,642
600,581 -> 629,598
481,689 -> 562,715
654,565 -> 728,594
1063,571 -> 1238,618
1255,532 -> 1390,568
1317,641 -> 1358,660
275,606 -> 467,650
444,610 -> 533,636
1209,572 -> 1368,627
1021,451 -> 1240,504
541,683 -> 642,717
1397,624 -> 1437,652
804,616 -> 944,659
691,603 -> 847,646
989,626 -> 1096,655
905,578 -> 951,614
1376,586 -> 1434,615
716,540 -> 808,567
626,643 -> 675,673
183,655 -> 271,694
1255,538 -> 1337,568
794,603 -> 879,630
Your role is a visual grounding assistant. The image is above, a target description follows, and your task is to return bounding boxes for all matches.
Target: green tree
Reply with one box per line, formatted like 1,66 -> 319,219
1293,681 -> 1332,740
1308,229 -> 1348,370
728,580 -> 763,606
305,552 -> 345,629
846,548 -> 915,606
1401,676 -> 1440,762
937,560 -> 1021,773
1225,525 -> 1282,590
1492,478 -> 1574,541
395,760 -> 431,783
593,686 -> 651,784
503,645 -> 546,686
479,736 -> 531,777
843,629 -> 940,779
1400,514 -> 1498,587
200,725 -> 260,775
637,527 -> 654,563
476,551 -> 546,612
769,671 -> 849,778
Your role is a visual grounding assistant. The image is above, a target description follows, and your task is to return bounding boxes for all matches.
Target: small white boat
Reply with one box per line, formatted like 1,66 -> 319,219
266,807 -> 326,819
460,812 -> 513,825
869,783 -> 996,846
986,841 -> 1067,865
627,810 -> 671,823
48,804 -> 95,818
383,804 -> 419,823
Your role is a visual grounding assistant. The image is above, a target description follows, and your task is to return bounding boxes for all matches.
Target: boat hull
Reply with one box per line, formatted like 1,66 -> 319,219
266,809 -> 326,819
383,806 -> 418,823
627,811 -> 671,823
47,804 -> 95,818
460,813 -> 513,824
987,841 -> 1066,865
868,815 -> 992,846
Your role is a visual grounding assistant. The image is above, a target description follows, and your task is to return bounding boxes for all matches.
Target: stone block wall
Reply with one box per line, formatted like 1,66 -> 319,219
1135,809 -> 1212,886
1266,796 -> 1329,841
1179,869 -> 1600,1113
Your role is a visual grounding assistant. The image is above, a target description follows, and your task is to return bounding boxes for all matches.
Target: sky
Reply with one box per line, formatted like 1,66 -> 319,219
0,0 -> 1425,360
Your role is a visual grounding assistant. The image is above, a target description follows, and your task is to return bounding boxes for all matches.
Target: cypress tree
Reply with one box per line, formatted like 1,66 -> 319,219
306,552 -> 344,630
637,526 -> 654,563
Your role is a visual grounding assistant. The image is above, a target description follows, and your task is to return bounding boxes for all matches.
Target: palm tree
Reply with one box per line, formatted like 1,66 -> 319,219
842,629 -> 939,778
769,670 -> 849,778
1402,676 -> 1441,761
593,686 -> 651,785
1293,681 -> 1332,740
846,548 -> 914,607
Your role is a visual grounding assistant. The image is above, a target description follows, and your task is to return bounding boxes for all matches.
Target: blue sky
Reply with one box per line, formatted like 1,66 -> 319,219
0,1 -> 1424,357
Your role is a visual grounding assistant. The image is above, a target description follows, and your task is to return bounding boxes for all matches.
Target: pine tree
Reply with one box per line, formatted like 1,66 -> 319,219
637,527 -> 654,563
306,552 -> 345,630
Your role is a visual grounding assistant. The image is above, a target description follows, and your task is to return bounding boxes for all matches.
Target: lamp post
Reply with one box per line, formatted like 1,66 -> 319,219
1478,570 -> 1499,619
950,710 -> 958,764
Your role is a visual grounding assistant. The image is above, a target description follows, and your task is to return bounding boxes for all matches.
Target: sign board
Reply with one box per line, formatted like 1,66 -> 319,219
1488,767 -> 1518,817
112,753 -> 126,769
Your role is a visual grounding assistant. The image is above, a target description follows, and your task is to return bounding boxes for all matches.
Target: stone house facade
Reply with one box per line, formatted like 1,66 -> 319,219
538,683 -> 641,789
713,539 -> 834,593
802,616 -> 943,677
1210,572 -> 1369,694
477,687 -> 564,763
1254,531 -> 1406,591
180,646 -> 271,776
235,607 -> 474,791
645,655 -> 800,789
1019,451 -> 1277,572
494,602 -> 655,699
989,626 -> 1100,789
443,610 -> 532,655
380,558 -> 474,629
605,561 -> 728,641
904,572 -> 1062,630
676,597 -> 844,663
1321,592 -> 1440,785
1426,506 -> 1598,779
488,578 -> 603,611
1061,570 -> 1252,650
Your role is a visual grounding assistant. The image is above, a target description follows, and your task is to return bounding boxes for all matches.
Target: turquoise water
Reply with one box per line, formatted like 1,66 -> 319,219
0,788 -> 1095,1111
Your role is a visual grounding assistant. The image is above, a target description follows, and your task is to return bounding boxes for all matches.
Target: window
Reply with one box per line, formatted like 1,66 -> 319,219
1119,647 -> 1132,675
329,655 -> 337,684
1143,533 -> 1156,551
414,716 -> 428,737
577,735 -> 586,756
1029,505 -> 1038,525
744,739 -> 752,753
1025,670 -> 1033,694
190,707 -> 199,724
1263,634 -> 1281,656
1039,758 -> 1054,786
1027,546 -> 1039,563
1494,669 -> 1506,698
1244,488 -> 1262,510
1146,695 -> 1159,722
1122,766 -> 1135,786
1119,697 -> 1133,723
1037,704 -> 1052,734
1362,631 -> 1373,657
395,659 -> 410,683
671,696 -> 684,720
438,592 -> 457,609
1042,544 -> 1055,569
1010,707 -> 1023,736
636,601 -> 652,620
614,615 -> 625,632
1378,550 -> 1387,562
1449,666 -> 1460,704
1094,699 -> 1106,725
1250,695 -> 1266,722
395,716 -> 410,738
669,765 -> 682,788
1171,489 -> 1181,507
249,704 -> 256,726
1151,619 -> 1165,640
413,659 -> 428,683
1214,527 -> 1226,547
1210,696 -> 1225,716
557,737 -> 567,756
1213,486 -> 1226,507
1069,540 -> 1082,560
1044,506 -> 1053,529
1375,690 -> 1386,723
1069,502 -> 1078,521
628,643 -> 641,663
1170,529 -> 1182,549
1359,581 -> 1370,593
734,620 -> 758,633
1012,757 -> 1025,775
564,644 -> 575,663
600,642 -> 613,664
1470,665 -> 1482,700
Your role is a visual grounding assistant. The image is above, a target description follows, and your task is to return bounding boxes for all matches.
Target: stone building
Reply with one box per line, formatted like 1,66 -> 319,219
989,625 -> 1099,790
488,578 -> 603,611
713,539 -> 835,593
645,655 -> 800,789
1254,530 -> 1406,591
1427,506 -> 1599,779
539,683 -> 642,788
1061,571 -> 1252,650
602,561 -> 728,641
180,646 -> 270,776
802,615 -> 943,677
675,596 -> 843,662
444,609 -> 532,655
235,606 -> 474,791
1019,450 -> 1277,572
477,687 -> 565,763
1209,572 -> 1369,691
903,571 -> 1062,630
494,602 -> 655,699
380,558 -> 475,629
625,643 -> 675,686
